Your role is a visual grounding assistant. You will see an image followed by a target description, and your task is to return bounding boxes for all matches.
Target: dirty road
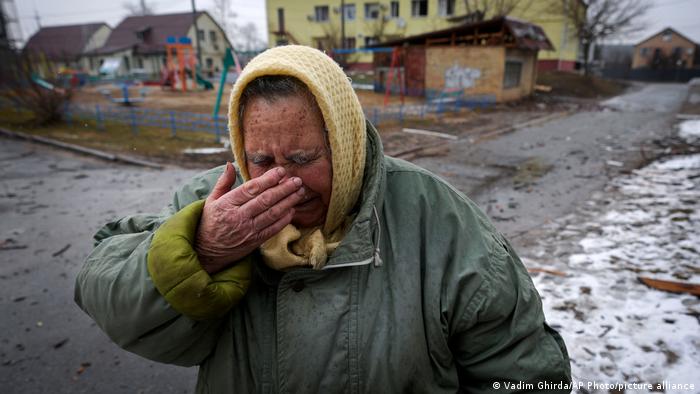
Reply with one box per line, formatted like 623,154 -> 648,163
0,83 -> 692,392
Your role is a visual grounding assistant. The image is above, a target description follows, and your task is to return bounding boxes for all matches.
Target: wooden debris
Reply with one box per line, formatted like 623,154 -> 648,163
402,128 -> 459,140
535,84 -> 552,93
527,267 -> 567,277
0,239 -> 27,251
637,276 -> 700,296
52,244 -> 71,257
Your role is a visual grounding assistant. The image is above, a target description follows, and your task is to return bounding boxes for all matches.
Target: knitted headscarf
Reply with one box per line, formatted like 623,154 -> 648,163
228,45 -> 366,270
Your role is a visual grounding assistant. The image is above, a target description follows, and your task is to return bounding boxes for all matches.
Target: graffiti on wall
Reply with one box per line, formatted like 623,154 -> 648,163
444,63 -> 482,90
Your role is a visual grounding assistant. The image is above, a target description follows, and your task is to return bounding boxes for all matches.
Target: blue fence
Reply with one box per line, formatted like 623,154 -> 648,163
364,93 -> 496,125
63,103 -> 229,141
3,92 -> 496,136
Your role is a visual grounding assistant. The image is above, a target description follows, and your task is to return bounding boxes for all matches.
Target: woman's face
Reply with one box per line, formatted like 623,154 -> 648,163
242,94 -> 332,228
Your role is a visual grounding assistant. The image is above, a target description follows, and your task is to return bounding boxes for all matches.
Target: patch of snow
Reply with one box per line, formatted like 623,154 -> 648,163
524,153 -> 700,393
182,147 -> 228,155
678,120 -> 700,143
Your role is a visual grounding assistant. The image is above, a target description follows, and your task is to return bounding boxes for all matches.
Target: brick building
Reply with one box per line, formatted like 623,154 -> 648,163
369,17 -> 553,102
632,28 -> 697,70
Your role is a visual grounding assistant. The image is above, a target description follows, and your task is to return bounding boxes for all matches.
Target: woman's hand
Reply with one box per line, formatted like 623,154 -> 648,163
195,162 -> 304,274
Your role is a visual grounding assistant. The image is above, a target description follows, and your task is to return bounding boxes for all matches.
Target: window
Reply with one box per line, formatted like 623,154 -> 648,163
198,29 -> 205,41
343,4 -> 356,20
206,58 -> 213,69
136,56 -> 143,68
365,3 -> 380,19
343,37 -> 356,49
278,8 -> 285,32
640,47 -> 649,57
315,6 -> 329,22
411,0 -> 428,17
503,61 -> 522,89
364,36 -> 379,47
390,1 -> 399,17
662,32 -> 672,42
209,31 -> 217,43
438,0 -> 455,16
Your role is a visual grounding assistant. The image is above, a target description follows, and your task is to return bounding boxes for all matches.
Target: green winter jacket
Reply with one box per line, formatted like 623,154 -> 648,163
75,122 -> 571,393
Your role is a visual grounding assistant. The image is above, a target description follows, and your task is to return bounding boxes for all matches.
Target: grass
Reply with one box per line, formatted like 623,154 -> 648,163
537,71 -> 628,99
0,107 -> 233,168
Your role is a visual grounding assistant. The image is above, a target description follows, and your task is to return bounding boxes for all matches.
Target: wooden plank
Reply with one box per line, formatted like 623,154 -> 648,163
402,128 -> 459,140
426,37 -> 452,45
638,276 -> 700,296
527,268 -> 567,277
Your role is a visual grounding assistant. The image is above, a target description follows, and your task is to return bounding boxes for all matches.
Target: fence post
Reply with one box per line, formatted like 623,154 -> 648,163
95,104 -> 104,131
399,105 -> 404,124
129,107 -> 138,135
214,116 -> 221,142
169,111 -> 177,137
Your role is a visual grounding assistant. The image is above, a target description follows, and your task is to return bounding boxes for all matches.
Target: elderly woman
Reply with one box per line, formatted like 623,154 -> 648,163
76,46 -> 570,393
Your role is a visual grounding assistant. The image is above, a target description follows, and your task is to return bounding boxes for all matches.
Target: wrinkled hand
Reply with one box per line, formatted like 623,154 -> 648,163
195,162 -> 304,274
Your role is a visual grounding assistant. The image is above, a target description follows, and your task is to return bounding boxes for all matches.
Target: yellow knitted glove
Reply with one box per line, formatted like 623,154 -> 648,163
147,200 -> 252,321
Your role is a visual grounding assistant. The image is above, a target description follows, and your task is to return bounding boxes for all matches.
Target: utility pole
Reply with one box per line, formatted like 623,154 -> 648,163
34,9 -> 40,29
1,0 -> 22,49
191,0 -> 202,66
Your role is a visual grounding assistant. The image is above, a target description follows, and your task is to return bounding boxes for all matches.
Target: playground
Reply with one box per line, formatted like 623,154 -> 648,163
71,82 -> 424,116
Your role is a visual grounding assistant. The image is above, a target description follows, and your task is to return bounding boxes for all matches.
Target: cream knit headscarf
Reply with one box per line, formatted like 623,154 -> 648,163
228,45 -> 366,270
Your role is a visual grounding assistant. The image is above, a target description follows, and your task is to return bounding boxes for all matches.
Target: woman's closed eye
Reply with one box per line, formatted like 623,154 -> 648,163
248,154 -> 273,167
287,152 -> 320,166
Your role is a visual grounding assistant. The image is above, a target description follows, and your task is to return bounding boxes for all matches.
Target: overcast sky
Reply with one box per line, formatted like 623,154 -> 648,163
9,0 -> 700,47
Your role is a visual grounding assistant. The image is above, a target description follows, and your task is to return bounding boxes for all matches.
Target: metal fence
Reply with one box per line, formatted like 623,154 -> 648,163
598,67 -> 700,82
364,93 -> 496,125
3,92 -> 496,137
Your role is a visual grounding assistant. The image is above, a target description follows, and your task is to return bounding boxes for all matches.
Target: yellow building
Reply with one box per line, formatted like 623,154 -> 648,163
266,0 -> 582,71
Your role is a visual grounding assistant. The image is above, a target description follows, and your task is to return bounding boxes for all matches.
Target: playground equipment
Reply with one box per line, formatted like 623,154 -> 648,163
30,74 -> 57,90
212,47 -> 242,117
164,36 -> 213,92
99,82 -> 146,106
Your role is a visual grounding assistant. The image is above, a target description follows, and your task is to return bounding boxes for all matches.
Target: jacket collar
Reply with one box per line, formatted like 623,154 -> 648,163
323,120 -> 385,269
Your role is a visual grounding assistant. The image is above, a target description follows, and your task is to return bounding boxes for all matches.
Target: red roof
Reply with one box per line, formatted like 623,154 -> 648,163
92,11 -> 206,55
24,23 -> 108,61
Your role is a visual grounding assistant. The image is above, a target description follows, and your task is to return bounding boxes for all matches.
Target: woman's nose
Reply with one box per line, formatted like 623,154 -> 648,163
277,166 -> 297,184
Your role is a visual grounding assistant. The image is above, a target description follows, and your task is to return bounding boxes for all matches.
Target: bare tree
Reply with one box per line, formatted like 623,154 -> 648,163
234,22 -> 265,52
0,52 -> 73,125
212,0 -> 237,44
462,0 -> 534,21
122,0 -> 154,16
550,0 -> 650,75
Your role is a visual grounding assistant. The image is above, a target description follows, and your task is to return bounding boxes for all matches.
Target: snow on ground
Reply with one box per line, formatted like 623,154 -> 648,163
678,120 -> 700,143
522,144 -> 700,392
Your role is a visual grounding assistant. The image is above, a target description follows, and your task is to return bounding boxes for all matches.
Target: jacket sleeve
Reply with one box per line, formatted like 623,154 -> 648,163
74,165 -> 243,367
451,234 -> 571,393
